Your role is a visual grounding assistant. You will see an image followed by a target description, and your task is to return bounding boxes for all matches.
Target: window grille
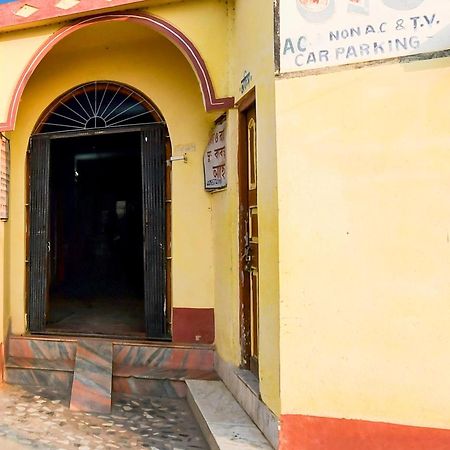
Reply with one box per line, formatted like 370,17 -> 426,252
36,81 -> 162,134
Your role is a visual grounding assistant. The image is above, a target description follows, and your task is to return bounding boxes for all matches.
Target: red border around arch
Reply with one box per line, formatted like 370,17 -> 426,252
0,12 -> 234,132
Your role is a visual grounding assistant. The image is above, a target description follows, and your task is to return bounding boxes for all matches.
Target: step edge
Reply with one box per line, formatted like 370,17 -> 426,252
186,380 -> 273,449
10,334 -> 214,350
186,387 -> 220,450
113,365 -> 217,373
112,371 -> 219,382
9,336 -> 78,343
6,357 -> 75,372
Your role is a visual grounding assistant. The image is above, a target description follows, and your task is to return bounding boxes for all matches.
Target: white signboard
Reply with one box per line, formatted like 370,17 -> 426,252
204,122 -> 227,191
279,0 -> 450,73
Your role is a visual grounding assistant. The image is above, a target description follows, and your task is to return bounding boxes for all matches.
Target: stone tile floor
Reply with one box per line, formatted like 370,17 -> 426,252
0,383 -> 208,450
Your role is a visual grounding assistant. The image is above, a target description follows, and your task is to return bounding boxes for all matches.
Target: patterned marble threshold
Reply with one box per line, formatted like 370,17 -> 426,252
0,383 -> 208,449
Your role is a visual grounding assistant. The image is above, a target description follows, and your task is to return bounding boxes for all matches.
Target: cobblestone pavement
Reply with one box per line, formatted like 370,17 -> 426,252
0,383 -> 208,450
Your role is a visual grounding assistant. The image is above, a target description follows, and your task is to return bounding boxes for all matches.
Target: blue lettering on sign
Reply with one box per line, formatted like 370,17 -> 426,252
330,23 -> 388,41
292,35 -> 422,67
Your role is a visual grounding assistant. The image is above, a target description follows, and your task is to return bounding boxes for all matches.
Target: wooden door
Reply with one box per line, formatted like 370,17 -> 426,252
141,125 -> 167,338
27,136 -> 51,332
239,101 -> 259,375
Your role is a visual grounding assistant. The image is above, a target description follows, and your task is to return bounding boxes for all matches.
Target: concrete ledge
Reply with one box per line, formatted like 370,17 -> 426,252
186,380 -> 272,450
215,354 -> 279,448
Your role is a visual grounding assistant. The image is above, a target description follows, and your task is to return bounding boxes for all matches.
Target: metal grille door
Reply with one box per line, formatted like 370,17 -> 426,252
28,136 -> 50,332
141,126 -> 167,338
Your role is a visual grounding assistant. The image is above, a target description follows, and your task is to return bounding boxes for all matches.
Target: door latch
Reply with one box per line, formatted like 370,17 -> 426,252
244,233 -> 252,272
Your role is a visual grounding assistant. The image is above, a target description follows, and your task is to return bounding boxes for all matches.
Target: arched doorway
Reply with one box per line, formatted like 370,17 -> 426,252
27,81 -> 170,339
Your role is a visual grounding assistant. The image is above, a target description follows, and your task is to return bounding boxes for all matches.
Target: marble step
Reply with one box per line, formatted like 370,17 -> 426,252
186,380 -> 273,450
113,344 -> 214,371
112,366 -> 219,398
5,336 -> 218,402
8,336 -> 213,367
8,336 -> 77,360
113,377 -> 188,398
6,359 -> 218,395
5,338 -> 77,391
70,339 -> 113,414
5,355 -> 75,391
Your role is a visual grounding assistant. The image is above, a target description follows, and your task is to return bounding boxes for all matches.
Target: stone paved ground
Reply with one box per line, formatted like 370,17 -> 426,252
0,384 -> 208,450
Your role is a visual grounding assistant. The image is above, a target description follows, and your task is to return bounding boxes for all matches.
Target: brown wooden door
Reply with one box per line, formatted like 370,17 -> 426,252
240,102 -> 259,375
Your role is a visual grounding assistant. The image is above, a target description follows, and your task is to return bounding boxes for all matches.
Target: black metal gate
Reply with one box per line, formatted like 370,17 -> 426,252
141,125 -> 167,338
27,125 -> 167,338
27,136 -> 50,332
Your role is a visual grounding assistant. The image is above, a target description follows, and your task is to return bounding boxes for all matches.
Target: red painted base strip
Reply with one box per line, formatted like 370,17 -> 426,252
280,414 -> 450,450
172,308 -> 214,344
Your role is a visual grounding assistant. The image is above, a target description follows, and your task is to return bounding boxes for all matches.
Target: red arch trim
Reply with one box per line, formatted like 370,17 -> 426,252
0,12 -> 234,132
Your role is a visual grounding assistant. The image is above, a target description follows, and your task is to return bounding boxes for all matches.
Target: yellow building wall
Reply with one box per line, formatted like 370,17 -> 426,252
0,0 -> 282,415
0,0 -> 229,126
276,56 -> 450,429
212,0 -> 280,415
0,26 -> 59,122
3,13 -> 223,334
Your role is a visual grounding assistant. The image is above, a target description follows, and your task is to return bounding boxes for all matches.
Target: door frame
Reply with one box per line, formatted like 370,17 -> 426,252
26,124 -> 172,339
237,88 -> 258,372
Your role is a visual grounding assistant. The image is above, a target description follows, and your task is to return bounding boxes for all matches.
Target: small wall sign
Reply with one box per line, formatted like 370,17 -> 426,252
204,121 -> 227,191
240,71 -> 253,94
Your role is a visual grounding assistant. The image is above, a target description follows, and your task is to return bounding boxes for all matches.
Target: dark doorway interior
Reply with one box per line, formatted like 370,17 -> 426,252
46,132 -> 145,336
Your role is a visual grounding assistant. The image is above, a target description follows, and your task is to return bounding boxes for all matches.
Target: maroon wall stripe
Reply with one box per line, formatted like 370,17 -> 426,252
172,308 -> 214,345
